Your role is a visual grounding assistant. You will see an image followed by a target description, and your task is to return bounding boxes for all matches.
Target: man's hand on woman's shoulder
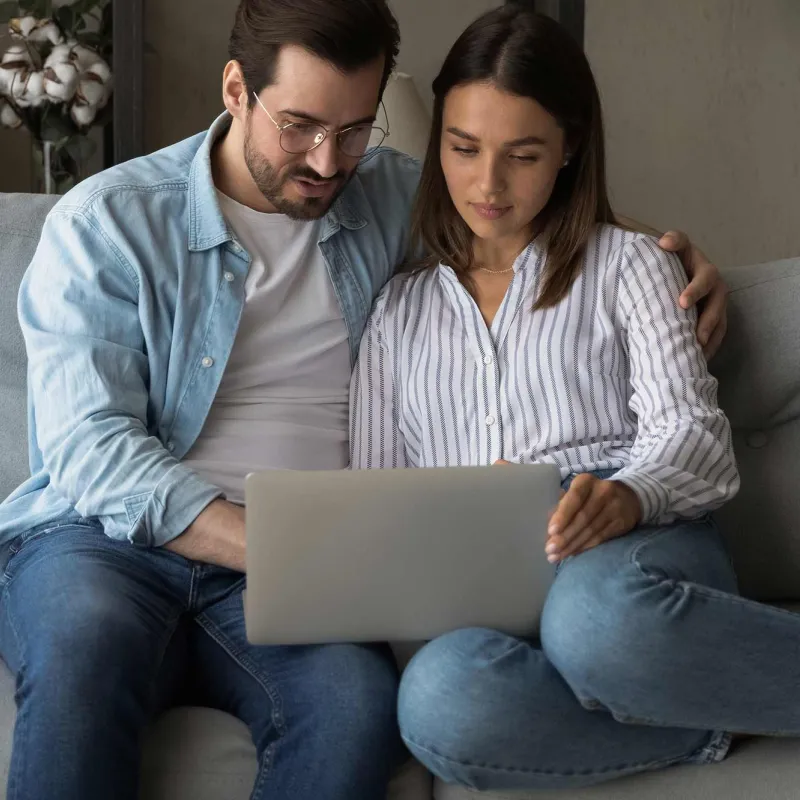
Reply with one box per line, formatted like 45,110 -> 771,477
658,230 -> 728,359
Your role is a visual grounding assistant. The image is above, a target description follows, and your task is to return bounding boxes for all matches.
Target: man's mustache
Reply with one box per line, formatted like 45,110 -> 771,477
288,166 -> 345,184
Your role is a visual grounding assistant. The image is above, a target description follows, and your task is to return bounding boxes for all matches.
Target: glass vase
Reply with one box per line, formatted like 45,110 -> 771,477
31,138 -> 86,195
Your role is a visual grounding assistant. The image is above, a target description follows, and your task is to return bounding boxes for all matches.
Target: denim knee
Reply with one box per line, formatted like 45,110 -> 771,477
398,628 -> 519,788
296,643 -> 402,760
541,549 -> 685,715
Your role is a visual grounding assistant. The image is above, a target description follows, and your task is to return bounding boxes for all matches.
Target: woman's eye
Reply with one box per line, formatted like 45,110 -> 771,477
452,147 -> 478,157
512,154 -> 540,162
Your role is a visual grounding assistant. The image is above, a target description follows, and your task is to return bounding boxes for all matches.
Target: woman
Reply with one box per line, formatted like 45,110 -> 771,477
351,6 -> 800,793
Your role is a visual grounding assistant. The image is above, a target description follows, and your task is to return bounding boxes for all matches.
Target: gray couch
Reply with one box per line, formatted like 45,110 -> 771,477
0,191 -> 798,799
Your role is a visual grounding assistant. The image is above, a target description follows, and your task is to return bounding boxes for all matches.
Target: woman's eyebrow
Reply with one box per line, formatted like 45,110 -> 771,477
445,127 -> 548,147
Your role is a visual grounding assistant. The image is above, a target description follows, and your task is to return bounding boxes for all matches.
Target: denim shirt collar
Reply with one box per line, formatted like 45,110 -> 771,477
187,112 -> 369,253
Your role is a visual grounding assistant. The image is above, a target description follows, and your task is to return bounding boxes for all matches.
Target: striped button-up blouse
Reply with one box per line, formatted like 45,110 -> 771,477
350,224 -> 739,523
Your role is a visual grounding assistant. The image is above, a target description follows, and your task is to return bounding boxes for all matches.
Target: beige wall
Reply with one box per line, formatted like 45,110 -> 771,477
144,0 -> 239,154
586,0 -> 800,268
2,0 -> 491,187
393,0 -> 497,108
144,0 -> 495,153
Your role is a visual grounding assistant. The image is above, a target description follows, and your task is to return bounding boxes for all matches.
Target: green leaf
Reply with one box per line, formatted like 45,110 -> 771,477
73,0 -> 105,17
40,112 -> 75,143
79,31 -> 104,48
54,5 -> 74,32
65,134 -> 96,163
0,1 -> 18,24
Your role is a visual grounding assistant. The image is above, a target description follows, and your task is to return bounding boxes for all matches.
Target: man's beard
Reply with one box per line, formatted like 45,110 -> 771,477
244,122 -> 353,220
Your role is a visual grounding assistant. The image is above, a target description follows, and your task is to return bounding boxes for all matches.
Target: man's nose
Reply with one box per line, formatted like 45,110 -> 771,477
305,136 -> 340,180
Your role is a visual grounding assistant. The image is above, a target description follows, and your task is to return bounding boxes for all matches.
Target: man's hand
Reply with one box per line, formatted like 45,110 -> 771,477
659,231 -> 728,359
545,474 -> 641,563
165,498 -> 246,572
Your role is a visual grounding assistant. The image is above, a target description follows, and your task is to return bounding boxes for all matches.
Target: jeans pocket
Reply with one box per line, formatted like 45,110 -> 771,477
1,535 -> 26,585
2,521 -> 100,587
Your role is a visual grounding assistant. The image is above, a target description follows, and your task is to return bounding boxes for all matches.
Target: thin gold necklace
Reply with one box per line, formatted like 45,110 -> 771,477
477,263 -> 515,274
475,251 -> 519,274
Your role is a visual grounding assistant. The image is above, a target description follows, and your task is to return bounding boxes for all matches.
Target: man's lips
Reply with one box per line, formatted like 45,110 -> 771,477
471,203 -> 512,220
293,177 -> 338,198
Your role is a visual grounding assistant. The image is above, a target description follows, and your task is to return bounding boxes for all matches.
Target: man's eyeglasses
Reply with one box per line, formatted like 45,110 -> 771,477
253,92 -> 390,159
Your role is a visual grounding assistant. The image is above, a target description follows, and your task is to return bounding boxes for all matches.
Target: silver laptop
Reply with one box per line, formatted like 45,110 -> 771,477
244,464 -> 561,645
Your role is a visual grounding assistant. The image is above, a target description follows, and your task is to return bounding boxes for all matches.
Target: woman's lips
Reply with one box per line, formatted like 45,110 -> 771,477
471,203 -> 512,220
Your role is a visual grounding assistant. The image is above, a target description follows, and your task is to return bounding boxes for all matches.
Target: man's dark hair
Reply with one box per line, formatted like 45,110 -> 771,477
229,0 -> 401,104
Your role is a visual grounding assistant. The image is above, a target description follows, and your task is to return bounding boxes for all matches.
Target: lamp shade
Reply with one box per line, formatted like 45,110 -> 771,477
370,72 -> 431,160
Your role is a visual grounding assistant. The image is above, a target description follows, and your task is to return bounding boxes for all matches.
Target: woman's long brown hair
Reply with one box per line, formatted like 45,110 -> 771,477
409,7 -> 616,309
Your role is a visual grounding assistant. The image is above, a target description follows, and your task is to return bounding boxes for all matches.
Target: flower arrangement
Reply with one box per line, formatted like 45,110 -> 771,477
0,0 -> 112,193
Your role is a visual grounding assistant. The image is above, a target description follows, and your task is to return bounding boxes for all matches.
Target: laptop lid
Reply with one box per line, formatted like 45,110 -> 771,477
244,464 -> 561,645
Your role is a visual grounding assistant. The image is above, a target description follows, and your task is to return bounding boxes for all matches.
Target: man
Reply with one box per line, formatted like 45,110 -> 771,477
0,1 -> 726,798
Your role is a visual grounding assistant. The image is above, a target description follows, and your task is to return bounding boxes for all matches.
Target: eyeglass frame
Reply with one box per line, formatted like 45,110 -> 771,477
252,92 -> 391,158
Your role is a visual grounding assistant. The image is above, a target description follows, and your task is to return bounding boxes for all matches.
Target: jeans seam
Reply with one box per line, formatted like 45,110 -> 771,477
401,729 -> 694,779
3,583 -> 27,800
192,611 -> 286,791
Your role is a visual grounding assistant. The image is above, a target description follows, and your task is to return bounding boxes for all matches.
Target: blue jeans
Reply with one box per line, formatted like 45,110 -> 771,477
0,521 -> 403,800
398,515 -> 800,791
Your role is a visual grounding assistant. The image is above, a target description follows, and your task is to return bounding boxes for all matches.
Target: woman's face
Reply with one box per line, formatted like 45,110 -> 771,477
440,81 -> 568,245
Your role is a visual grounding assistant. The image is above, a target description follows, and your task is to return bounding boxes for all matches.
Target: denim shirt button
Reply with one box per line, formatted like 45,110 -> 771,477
201,356 -> 214,368
223,271 -> 235,282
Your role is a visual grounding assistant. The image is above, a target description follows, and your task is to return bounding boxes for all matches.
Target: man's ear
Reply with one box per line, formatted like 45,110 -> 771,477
222,60 -> 249,121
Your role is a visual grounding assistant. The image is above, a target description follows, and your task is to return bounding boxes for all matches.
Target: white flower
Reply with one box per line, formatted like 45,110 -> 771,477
70,99 -> 97,127
77,58 -> 112,109
12,69 -> 47,108
0,99 -> 22,129
8,16 -> 38,40
28,20 -> 64,46
44,62 -> 78,103
70,43 -> 100,73
75,75 -> 105,108
9,16 -> 63,46
43,48 -> 79,103
47,43 -> 74,64
0,45 -> 35,97
86,59 -> 112,86
1,44 -> 35,69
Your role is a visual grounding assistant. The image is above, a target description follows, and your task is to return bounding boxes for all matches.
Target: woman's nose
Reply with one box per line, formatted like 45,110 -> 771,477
477,156 -> 506,197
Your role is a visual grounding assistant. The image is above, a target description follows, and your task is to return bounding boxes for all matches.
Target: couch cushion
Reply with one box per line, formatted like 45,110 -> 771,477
0,194 -> 59,502
711,259 -> 800,600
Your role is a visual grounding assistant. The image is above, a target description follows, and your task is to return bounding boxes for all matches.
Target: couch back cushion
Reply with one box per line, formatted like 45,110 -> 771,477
0,193 -> 59,502
0,191 -> 798,600
712,258 -> 800,600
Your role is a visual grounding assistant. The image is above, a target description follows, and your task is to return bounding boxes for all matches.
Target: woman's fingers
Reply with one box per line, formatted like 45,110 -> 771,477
546,479 -> 642,562
547,474 -> 597,540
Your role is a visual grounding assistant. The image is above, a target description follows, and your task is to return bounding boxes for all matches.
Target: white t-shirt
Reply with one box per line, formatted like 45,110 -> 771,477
182,191 -> 352,503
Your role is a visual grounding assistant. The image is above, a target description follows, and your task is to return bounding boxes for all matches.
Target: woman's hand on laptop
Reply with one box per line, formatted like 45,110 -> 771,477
544,474 -> 641,563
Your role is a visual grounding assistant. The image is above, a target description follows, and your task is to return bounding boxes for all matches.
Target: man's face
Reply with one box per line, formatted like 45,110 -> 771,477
243,46 -> 384,220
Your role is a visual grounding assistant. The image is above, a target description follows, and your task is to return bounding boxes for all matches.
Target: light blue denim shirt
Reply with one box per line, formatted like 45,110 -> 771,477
0,112 -> 421,550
